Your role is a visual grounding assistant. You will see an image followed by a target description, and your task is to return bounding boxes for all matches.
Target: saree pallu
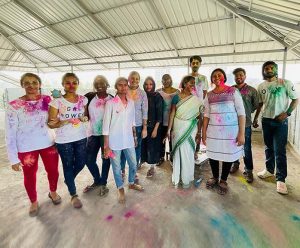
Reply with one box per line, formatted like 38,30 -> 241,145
172,95 -> 201,188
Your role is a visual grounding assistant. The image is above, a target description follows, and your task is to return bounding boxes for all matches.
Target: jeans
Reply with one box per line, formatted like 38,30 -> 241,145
86,135 -> 110,186
56,138 -> 87,196
234,126 -> 253,171
110,148 -> 137,189
262,118 -> 288,182
121,126 -> 142,170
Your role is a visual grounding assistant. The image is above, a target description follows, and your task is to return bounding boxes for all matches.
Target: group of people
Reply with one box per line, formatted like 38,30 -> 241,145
5,55 -> 298,217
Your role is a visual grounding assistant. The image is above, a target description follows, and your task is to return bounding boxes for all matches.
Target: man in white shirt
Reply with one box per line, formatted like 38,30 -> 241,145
253,61 -> 298,195
189,55 -> 209,165
103,77 -> 144,204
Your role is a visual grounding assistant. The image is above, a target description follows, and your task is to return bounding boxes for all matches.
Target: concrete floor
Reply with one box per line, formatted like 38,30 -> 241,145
0,132 -> 300,248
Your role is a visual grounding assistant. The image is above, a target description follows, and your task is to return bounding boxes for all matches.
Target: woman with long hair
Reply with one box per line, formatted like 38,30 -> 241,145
5,73 -> 61,216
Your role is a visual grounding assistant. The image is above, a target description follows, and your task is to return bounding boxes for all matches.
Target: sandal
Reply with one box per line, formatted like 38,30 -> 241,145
146,168 -> 155,178
71,195 -> 83,209
218,180 -> 228,195
99,185 -> 109,197
29,202 -> 39,217
206,178 -> 218,189
48,192 -> 62,205
128,184 -> 144,191
83,183 -> 100,193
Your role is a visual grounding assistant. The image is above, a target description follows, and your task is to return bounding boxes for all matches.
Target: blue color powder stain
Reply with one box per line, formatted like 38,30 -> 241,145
210,213 -> 253,248
291,215 -> 300,222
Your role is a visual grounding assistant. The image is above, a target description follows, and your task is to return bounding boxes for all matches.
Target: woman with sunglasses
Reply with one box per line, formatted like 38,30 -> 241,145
48,73 -> 88,209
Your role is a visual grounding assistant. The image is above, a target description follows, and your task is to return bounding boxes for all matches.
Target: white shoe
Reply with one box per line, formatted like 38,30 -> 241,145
277,181 -> 288,195
257,169 -> 274,179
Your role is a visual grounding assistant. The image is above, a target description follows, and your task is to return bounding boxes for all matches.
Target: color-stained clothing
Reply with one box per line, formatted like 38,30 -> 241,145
234,84 -> 259,127
87,94 -> 113,136
49,95 -> 88,144
5,95 -> 55,165
171,94 -> 201,187
102,95 -> 136,150
192,74 -> 209,101
127,87 -> 148,126
257,79 -> 298,119
204,87 -> 245,162
156,88 -> 179,126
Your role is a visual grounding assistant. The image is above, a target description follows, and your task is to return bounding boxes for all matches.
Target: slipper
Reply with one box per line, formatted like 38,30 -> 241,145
48,193 -> 62,205
29,204 -> 39,217
218,180 -> 228,195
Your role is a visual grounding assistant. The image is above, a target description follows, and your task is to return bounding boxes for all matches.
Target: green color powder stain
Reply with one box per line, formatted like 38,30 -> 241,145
95,122 -> 102,134
291,215 -> 300,222
269,86 -> 283,97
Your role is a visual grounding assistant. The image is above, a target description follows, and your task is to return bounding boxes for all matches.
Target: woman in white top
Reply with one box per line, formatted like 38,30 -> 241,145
5,73 -> 61,217
48,73 -> 88,209
83,75 -> 113,196
202,68 -> 245,195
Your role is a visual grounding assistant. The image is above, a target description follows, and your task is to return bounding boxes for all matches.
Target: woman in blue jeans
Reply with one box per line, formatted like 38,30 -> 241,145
48,73 -> 88,209
83,75 -> 113,196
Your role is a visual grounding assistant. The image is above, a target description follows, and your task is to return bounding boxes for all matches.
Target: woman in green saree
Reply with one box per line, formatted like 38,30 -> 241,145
166,76 -> 202,188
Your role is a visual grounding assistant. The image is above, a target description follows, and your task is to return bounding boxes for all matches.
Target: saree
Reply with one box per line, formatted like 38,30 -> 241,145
172,95 -> 201,188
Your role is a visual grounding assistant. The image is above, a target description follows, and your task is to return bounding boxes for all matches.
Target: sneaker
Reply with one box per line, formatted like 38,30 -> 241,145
244,171 -> 254,183
257,169 -> 274,179
230,162 -> 239,174
277,181 -> 288,195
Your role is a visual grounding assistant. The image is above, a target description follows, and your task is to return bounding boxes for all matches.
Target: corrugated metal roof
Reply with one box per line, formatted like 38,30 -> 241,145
0,0 -> 298,72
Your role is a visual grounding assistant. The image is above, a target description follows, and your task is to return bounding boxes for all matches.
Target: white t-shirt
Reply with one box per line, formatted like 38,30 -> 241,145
102,95 -> 135,150
257,79 -> 298,119
49,95 -> 88,144
5,95 -> 55,165
88,94 -> 113,136
192,74 -> 209,101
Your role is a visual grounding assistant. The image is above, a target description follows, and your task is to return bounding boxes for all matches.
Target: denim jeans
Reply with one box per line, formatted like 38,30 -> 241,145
234,126 -> 253,171
262,118 -> 288,182
56,138 -> 87,196
120,126 -> 142,170
110,148 -> 137,189
86,135 -> 110,186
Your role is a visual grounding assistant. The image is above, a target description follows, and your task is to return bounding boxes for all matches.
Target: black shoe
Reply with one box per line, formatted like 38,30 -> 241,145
244,171 -> 254,183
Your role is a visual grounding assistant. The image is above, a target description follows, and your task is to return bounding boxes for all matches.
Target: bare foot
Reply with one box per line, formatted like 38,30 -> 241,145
118,188 -> 126,204
29,201 -> 39,217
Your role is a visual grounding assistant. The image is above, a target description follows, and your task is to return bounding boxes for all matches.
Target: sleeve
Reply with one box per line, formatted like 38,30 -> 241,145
102,101 -> 112,135
171,94 -> 179,105
156,95 -> 163,123
203,95 -> 210,118
49,98 -> 59,109
5,106 -> 20,165
234,90 -> 246,116
142,91 -> 148,120
257,84 -> 264,104
284,80 -> 298,100
251,87 -> 259,113
83,96 -> 88,106
203,75 -> 209,91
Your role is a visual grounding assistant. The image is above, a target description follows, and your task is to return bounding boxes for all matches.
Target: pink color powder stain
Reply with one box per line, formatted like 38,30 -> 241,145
124,211 -> 135,219
105,215 -> 113,221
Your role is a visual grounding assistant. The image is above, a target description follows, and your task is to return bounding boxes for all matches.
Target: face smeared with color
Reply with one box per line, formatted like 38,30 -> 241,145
63,76 -> 78,93
212,71 -> 225,86
144,79 -> 154,93
263,64 -> 278,79
22,76 -> 41,95
234,71 -> 246,85
116,80 -> 129,95
184,79 -> 195,93
190,59 -> 201,73
162,75 -> 172,88
94,79 -> 108,94
128,73 -> 140,90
